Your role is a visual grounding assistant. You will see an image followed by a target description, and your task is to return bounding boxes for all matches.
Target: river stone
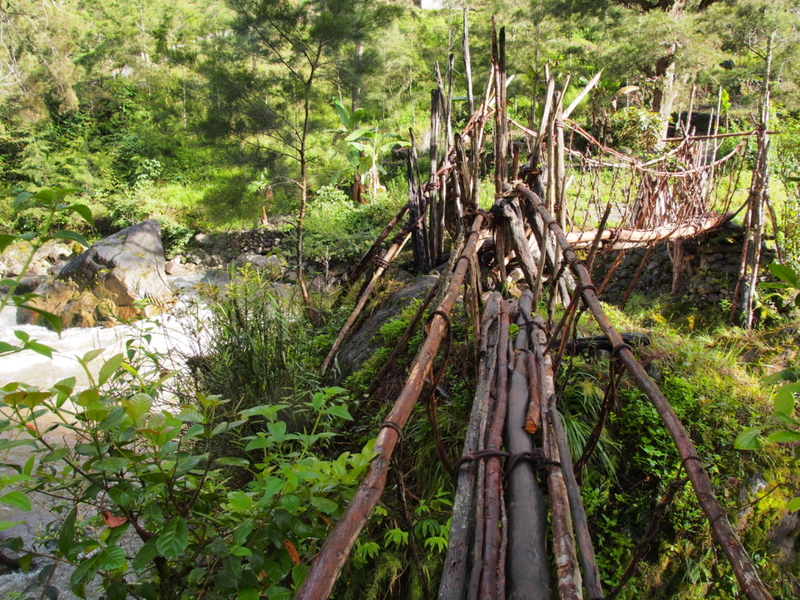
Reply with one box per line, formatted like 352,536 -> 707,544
335,274 -> 439,380
59,219 -> 172,315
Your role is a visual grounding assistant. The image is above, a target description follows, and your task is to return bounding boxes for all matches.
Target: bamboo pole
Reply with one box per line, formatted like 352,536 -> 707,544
479,300 -> 510,600
562,214 -> 728,249
439,293 -> 501,600
532,317 -> 583,600
515,182 -> 774,600
463,7 -> 474,118
492,22 -> 508,192
295,214 -> 486,600
319,229 -> 412,375
408,128 -> 430,272
498,197 -> 539,290
364,278 -> 440,399
429,89 -> 442,265
342,204 -> 409,295
548,407 -> 603,600
506,290 -> 550,600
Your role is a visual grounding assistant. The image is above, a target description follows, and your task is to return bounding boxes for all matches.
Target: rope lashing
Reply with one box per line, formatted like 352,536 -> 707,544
373,255 -> 391,270
379,420 -> 404,441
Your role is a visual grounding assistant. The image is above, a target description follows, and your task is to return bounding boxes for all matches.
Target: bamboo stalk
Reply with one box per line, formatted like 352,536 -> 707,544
342,204 -> 409,295
548,408 -> 603,600
515,182 -> 774,600
479,299 -> 510,600
408,128 -> 430,272
532,317 -> 583,600
498,197 -> 539,290
429,89 -> 442,265
463,7 -> 474,117
295,214 -> 485,600
506,290 -> 550,600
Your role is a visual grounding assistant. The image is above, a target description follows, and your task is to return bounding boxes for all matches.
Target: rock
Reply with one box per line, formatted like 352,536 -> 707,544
697,283 -> 715,295
195,232 -> 214,247
236,252 -> 269,268
17,280 -> 79,326
0,240 -> 73,278
48,260 -> 67,276
235,253 -> 287,279
11,275 -> 46,295
165,255 -> 196,276
59,219 -> 172,312
18,220 -> 173,328
336,274 -> 438,379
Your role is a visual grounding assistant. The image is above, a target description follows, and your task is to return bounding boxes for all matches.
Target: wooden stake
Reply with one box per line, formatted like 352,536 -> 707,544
506,290 -> 550,600
319,229 -> 412,375
439,293 -> 501,600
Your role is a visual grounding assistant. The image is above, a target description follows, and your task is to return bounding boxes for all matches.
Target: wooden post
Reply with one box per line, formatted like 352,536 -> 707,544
463,7 -> 474,118
296,215 -> 485,600
492,23 -> 508,192
498,197 -> 539,291
479,301 -> 510,599
532,317 -> 583,600
429,89 -> 442,265
548,408 -> 604,600
319,229 -> 412,375
438,294 -> 501,600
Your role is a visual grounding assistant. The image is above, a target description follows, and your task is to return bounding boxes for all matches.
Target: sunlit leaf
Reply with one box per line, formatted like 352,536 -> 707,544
734,427 -> 764,450
156,517 -> 189,559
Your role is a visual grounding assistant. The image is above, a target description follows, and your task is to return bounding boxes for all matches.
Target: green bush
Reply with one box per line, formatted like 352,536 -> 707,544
304,185 -> 402,264
609,107 -> 664,154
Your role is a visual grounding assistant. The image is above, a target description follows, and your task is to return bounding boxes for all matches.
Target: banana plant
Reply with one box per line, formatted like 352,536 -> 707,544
330,98 -> 409,202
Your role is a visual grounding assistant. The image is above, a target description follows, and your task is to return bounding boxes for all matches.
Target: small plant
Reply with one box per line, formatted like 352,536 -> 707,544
1,187 -> 92,352
609,107 -> 664,154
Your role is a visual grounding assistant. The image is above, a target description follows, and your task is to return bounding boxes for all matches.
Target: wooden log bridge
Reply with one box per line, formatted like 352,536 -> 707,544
296,14 -> 772,600
295,192 -> 772,600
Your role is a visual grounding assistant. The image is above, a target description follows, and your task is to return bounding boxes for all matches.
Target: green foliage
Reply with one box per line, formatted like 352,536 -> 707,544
303,186 -> 403,264
608,107 -> 664,154
1,187 -> 92,347
0,339 -> 375,598
187,264 -> 324,427
774,115 -> 800,268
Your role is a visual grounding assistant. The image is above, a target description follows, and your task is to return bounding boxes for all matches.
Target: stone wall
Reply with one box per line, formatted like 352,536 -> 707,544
591,223 -> 774,312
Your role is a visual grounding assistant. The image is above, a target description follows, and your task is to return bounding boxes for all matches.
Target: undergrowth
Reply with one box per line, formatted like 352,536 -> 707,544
556,293 -> 798,599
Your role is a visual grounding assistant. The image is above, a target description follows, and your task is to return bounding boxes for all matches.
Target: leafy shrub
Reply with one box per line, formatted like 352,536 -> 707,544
188,265 -> 320,418
0,342 -> 374,599
609,107 -> 664,154
304,185 -> 402,264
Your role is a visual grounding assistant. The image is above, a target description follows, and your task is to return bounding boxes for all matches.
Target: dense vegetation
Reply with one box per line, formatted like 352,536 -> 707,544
1,1 -> 800,599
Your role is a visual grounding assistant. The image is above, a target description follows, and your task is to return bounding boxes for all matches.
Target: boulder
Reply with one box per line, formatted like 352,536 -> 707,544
0,240 -> 73,278
59,219 -> 172,311
18,220 -> 173,328
335,274 -> 438,379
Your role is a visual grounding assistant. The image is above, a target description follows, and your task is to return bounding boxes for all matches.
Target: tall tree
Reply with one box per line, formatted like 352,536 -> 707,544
209,0 -> 397,306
